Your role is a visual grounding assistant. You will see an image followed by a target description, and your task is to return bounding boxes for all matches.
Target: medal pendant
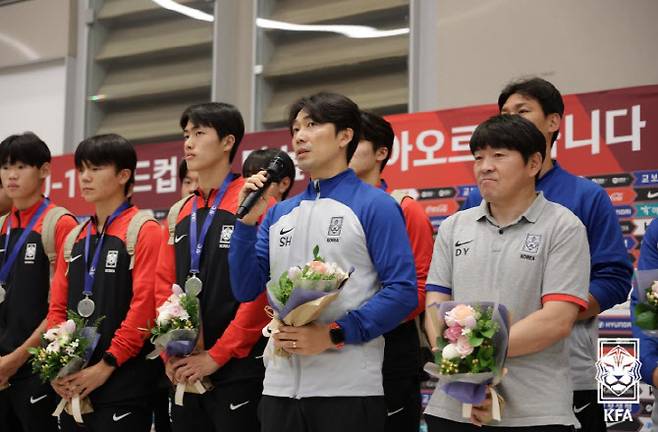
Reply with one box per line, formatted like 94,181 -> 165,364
185,275 -> 203,297
77,296 -> 95,318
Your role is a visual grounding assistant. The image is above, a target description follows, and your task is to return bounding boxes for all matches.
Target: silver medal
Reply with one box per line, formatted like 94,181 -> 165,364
77,296 -> 95,318
185,275 -> 203,297
0,285 -> 5,304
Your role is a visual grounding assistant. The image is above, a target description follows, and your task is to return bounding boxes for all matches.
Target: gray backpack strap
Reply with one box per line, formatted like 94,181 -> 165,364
0,214 -> 8,235
167,195 -> 193,245
126,210 -> 158,270
41,206 -> 75,265
390,190 -> 411,205
63,222 -> 87,263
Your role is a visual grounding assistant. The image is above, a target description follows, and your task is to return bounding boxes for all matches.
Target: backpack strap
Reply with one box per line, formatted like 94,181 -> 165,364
126,210 -> 158,270
63,222 -> 87,264
41,206 -> 75,265
0,214 -> 8,235
390,190 -> 411,205
167,195 -> 194,245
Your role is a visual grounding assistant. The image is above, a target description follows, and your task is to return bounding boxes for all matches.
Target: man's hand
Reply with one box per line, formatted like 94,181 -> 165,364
165,356 -> 181,384
60,361 -> 115,399
0,349 -> 29,387
273,323 -> 335,356
470,386 -> 494,426
51,377 -> 69,400
172,351 -> 219,383
238,171 -> 276,225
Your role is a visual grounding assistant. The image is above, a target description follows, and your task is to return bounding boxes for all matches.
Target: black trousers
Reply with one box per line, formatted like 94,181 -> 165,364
573,390 -> 607,432
170,379 -> 262,432
259,395 -> 386,432
59,397 -> 153,432
0,374 -> 58,432
425,415 -> 575,432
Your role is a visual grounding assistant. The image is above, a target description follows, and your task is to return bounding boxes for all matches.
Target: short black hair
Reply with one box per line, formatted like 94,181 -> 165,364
0,132 -> 51,167
469,115 -> 546,165
288,92 -> 361,163
180,102 -> 245,163
360,111 -> 394,173
242,148 -> 296,199
178,159 -> 188,184
74,134 -> 137,195
498,77 -> 564,145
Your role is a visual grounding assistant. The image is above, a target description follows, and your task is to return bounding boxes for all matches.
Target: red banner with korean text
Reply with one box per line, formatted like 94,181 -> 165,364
46,85 -> 657,262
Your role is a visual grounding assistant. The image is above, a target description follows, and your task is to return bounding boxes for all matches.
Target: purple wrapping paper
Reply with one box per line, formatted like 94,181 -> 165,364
267,286 -> 329,319
166,340 -> 195,357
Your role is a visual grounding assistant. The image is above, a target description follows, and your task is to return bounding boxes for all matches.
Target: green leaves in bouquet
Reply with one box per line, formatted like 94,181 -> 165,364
635,301 -> 658,330
271,270 -> 294,305
28,310 -> 99,383
150,293 -> 200,339
312,245 -> 324,262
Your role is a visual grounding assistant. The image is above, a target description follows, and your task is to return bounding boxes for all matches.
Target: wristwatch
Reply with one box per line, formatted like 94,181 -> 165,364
329,322 -> 345,349
102,351 -> 118,368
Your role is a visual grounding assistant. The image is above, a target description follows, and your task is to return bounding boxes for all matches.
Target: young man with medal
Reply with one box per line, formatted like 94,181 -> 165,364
0,132 -> 77,432
47,134 -> 162,431
230,92 -> 418,432
154,102 -> 269,432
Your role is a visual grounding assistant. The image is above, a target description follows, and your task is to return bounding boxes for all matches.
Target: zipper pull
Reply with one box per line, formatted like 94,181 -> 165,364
313,180 -> 320,197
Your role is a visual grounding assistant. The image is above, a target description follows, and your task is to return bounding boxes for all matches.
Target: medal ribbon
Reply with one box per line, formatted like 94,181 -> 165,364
0,198 -> 50,285
188,174 -> 236,275
82,202 -> 131,297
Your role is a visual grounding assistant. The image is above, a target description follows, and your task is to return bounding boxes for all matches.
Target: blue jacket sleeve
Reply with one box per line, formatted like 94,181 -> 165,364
228,212 -> 272,302
585,189 -> 633,311
460,188 -> 481,210
336,194 -> 417,344
633,218 -> 658,384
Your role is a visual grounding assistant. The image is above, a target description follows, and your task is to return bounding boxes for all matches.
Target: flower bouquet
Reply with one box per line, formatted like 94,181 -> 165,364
264,245 -> 350,357
424,302 -> 510,422
632,269 -> 658,337
28,311 -> 101,423
147,283 -> 209,406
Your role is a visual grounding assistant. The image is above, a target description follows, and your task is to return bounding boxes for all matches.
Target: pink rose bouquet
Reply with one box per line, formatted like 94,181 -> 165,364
425,302 -> 510,422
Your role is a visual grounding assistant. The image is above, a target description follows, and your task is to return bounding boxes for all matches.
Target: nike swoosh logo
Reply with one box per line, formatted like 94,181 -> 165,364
279,227 -> 294,235
174,234 -> 188,243
229,401 -> 250,411
70,254 -> 82,263
0,249 -> 5,253
454,240 -> 473,247
254,355 -> 264,359
113,412 -> 132,421
648,191 -> 658,199
387,407 -> 404,416
573,403 -> 590,414
30,394 -> 48,404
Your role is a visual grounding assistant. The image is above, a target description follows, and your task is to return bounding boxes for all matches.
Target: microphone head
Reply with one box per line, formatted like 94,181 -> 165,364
265,154 -> 286,183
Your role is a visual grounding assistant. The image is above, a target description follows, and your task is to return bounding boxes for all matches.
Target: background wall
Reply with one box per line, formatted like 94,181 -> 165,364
433,0 -> 658,109
0,0 -> 76,155
0,60 -> 68,155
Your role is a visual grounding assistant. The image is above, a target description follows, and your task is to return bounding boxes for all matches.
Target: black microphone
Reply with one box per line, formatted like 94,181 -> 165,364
236,154 -> 286,219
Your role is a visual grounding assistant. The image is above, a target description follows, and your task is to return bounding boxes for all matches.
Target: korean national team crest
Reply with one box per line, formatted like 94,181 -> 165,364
219,225 -> 234,249
521,233 -> 542,254
595,338 -> 642,404
105,250 -> 118,269
24,243 -> 37,263
328,217 -> 343,237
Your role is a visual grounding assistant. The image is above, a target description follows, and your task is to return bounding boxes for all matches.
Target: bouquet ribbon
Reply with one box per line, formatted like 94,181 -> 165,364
53,395 -> 94,423
174,379 -> 212,406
